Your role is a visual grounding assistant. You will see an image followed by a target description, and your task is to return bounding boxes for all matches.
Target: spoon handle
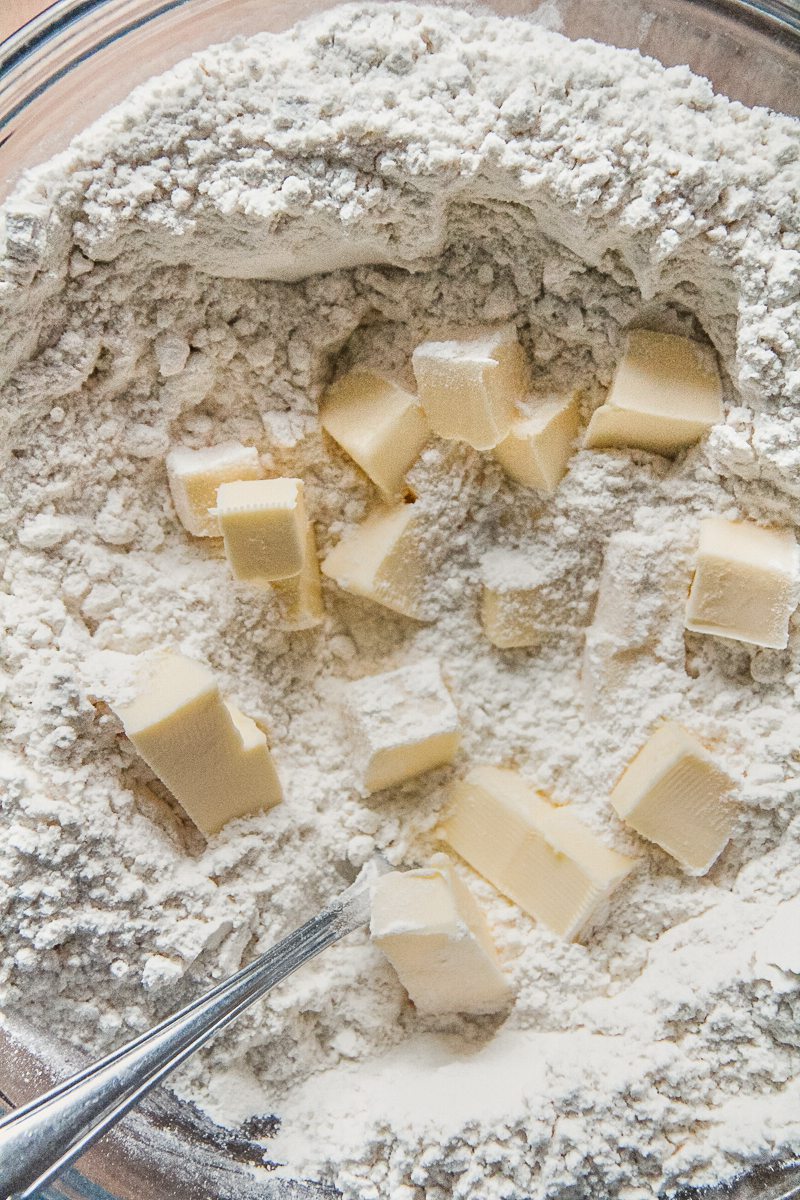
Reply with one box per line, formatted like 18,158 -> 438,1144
0,864 -> 381,1198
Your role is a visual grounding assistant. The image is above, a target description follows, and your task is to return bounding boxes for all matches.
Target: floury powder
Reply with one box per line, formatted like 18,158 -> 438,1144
1,5 -> 799,1197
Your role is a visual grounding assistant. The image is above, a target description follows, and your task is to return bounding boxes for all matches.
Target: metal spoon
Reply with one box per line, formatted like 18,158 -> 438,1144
0,856 -> 389,1198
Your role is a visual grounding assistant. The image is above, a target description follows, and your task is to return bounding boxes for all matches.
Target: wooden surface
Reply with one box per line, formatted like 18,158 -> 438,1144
0,1 -> 50,43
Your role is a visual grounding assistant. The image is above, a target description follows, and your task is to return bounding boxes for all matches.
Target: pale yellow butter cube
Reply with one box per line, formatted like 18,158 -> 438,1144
480,550 -> 577,649
166,442 -> 263,537
321,503 -> 425,619
481,588 -> 543,650
320,370 -> 429,496
610,722 -> 734,873
685,517 -> 798,649
370,853 -> 512,1015
442,766 -> 636,940
215,478 -> 307,583
272,523 -> 325,629
584,330 -> 723,455
411,324 -> 528,451
494,393 -> 579,492
342,659 -> 460,796
115,653 -> 282,836
223,702 -> 283,815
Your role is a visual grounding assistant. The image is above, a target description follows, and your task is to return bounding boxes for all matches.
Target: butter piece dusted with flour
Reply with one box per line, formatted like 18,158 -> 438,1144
581,529 -> 690,715
342,659 -> 460,796
412,324 -> 528,450
584,330 -> 723,455
115,653 -> 282,835
272,523 -> 324,629
370,853 -> 512,1015
592,530 -> 682,648
481,588 -> 542,650
215,477 -> 307,583
320,370 -> 429,496
480,549 -> 579,649
685,517 -> 798,649
610,722 -> 734,873
166,442 -> 263,536
494,393 -> 579,492
321,503 -> 425,619
442,766 -> 635,940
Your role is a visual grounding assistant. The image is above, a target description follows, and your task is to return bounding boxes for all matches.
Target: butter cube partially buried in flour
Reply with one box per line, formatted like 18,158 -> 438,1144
494,392 -> 579,492
320,370 -> 429,497
480,549 -> 578,650
115,653 -> 282,836
166,442 -> 263,537
610,722 -> 734,874
442,766 -> 635,940
272,523 -> 325,630
584,330 -> 723,455
342,659 -> 460,796
412,324 -> 528,451
685,517 -> 798,649
321,503 -> 425,619
370,853 -> 512,1015
215,477 -> 307,583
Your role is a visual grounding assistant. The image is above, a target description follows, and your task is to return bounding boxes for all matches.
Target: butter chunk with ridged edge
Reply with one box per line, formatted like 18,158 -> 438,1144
610,722 -> 734,874
342,659 -> 460,796
584,330 -> 723,456
321,503 -> 426,619
441,766 -> 636,940
412,324 -> 528,451
272,523 -> 324,630
215,477 -> 307,583
166,442 -> 263,537
494,393 -> 579,492
370,853 -> 512,1015
115,653 -> 282,836
685,517 -> 799,649
320,370 -> 429,497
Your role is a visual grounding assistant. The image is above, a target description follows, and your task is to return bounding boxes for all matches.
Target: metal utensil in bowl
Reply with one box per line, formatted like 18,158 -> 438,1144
0,857 -> 389,1198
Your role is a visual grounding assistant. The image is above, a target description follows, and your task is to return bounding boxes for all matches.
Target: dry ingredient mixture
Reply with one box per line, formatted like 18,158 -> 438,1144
2,4 -> 800,1197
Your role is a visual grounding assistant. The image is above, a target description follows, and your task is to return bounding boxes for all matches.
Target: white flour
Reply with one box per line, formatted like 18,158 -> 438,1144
1,4 -> 799,1197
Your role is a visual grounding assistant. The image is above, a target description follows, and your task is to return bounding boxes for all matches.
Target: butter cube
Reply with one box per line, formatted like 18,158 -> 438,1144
166,442 -> 263,537
581,529 -> 690,713
370,853 -> 512,1015
480,550 -> 577,649
685,517 -> 798,649
584,330 -> 723,455
442,766 -> 635,940
481,588 -> 542,650
321,503 -> 425,619
610,722 -> 734,873
494,393 -> 579,492
115,654 -> 282,835
592,530 -> 677,648
223,702 -> 283,810
412,324 -> 528,451
272,523 -> 325,629
215,478 -> 307,583
342,659 -> 460,796
320,370 -> 429,496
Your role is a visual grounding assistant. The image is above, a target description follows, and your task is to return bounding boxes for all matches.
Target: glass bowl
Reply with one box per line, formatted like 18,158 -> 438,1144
1,1 -> 799,1197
